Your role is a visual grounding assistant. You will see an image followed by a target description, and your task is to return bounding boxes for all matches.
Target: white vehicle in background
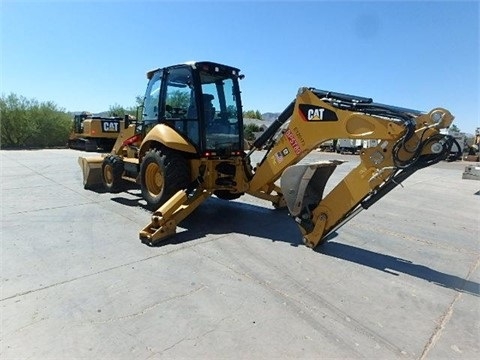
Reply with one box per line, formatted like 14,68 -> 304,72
317,139 -> 335,152
336,138 -> 363,154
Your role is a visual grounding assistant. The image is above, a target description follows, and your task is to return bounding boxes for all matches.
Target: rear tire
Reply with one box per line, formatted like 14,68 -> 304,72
140,148 -> 190,211
102,155 -> 124,192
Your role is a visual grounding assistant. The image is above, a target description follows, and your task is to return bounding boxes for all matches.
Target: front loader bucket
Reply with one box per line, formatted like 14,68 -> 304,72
78,156 -> 104,189
280,161 -> 344,217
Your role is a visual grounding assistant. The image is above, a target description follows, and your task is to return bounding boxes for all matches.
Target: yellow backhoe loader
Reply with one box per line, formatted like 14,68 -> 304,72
79,61 -> 457,249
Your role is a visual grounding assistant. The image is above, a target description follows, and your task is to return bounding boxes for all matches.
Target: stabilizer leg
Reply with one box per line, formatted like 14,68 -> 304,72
139,188 -> 211,246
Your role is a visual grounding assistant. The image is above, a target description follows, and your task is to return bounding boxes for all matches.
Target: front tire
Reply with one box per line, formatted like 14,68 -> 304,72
102,155 -> 124,192
140,148 -> 190,211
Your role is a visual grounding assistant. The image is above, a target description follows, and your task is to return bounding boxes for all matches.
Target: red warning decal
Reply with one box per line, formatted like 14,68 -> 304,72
284,129 -> 302,155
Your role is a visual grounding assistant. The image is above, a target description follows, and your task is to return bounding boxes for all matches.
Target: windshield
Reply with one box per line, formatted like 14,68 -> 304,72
143,71 -> 162,119
200,72 -> 242,154
138,70 -> 163,134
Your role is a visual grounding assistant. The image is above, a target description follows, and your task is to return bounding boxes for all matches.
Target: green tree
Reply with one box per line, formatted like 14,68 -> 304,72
0,93 -> 71,148
450,124 -> 461,133
243,123 -> 262,141
27,101 -> 72,147
0,93 -> 36,147
243,110 -> 263,120
109,95 -> 144,118
167,90 -> 189,108
108,103 -> 130,118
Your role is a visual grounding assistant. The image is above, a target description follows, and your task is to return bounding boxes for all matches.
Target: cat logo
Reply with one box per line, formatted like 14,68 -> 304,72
299,104 -> 338,122
102,121 -> 120,133
308,108 -> 325,120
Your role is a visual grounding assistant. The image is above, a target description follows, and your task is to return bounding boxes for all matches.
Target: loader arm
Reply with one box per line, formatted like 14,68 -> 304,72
247,88 -> 455,248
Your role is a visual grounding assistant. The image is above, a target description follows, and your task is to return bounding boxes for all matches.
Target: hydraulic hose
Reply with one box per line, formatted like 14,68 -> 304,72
252,100 -> 295,150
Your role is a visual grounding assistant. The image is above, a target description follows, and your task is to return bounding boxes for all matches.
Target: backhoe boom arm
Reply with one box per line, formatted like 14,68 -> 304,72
138,85 -> 454,249
248,88 -> 455,248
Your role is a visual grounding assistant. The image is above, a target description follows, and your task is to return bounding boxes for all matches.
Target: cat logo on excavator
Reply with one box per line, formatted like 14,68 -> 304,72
299,104 -> 338,121
78,62 -> 458,249
102,121 -> 120,133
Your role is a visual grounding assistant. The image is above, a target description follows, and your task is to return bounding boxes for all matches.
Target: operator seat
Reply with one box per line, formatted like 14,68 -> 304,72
204,94 -> 229,134
203,94 -> 215,123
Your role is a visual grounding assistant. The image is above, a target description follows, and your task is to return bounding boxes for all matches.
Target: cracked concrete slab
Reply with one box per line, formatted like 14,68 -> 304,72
1,149 -> 479,359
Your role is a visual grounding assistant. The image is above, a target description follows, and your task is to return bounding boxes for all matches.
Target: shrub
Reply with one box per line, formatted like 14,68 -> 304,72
244,123 -> 262,141
0,93 -> 72,148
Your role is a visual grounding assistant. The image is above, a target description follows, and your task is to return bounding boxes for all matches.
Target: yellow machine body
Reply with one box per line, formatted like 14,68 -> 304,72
139,87 -> 454,248
77,62 -> 456,250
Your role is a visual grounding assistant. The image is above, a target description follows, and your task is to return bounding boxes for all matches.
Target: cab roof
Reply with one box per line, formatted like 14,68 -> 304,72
146,61 -> 241,79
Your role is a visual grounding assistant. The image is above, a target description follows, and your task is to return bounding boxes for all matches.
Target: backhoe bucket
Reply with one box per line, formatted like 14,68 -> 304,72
78,156 -> 104,189
280,161 -> 344,216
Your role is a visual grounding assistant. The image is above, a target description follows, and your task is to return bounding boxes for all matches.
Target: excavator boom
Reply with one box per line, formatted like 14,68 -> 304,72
248,88 -> 455,248
139,84 -> 455,249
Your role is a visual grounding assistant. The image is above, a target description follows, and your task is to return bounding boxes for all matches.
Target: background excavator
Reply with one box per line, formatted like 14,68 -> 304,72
78,61 -> 457,249
68,111 -> 125,151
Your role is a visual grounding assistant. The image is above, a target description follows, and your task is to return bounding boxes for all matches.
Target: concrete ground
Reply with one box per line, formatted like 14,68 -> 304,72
1,148 -> 479,359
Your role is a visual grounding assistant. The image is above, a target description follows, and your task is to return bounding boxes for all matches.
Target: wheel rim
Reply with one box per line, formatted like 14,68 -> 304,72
145,162 -> 164,196
103,164 -> 114,186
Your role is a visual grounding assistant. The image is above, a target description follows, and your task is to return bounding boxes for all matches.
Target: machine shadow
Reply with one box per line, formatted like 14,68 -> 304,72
317,241 -> 480,297
84,182 -> 140,197
109,192 -> 479,297
152,196 -> 305,247
106,185 -> 146,206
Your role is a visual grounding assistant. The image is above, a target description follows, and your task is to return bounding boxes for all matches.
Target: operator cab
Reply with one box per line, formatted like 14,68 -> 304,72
73,112 -> 92,133
141,61 -> 245,157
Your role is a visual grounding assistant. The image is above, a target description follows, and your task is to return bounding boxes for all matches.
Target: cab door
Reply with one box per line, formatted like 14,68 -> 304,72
163,66 -> 200,147
141,69 -> 163,135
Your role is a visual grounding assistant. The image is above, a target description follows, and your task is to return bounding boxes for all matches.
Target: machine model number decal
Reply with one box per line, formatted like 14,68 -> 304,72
292,127 -> 305,146
285,129 -> 302,154
102,120 -> 120,133
299,104 -> 338,121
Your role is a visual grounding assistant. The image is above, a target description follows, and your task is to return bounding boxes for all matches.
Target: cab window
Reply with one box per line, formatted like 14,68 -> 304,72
201,75 -> 241,153
164,67 -> 199,145
143,70 -> 162,121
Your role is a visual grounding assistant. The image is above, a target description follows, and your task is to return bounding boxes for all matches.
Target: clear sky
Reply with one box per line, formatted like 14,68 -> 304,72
2,0 -> 479,133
